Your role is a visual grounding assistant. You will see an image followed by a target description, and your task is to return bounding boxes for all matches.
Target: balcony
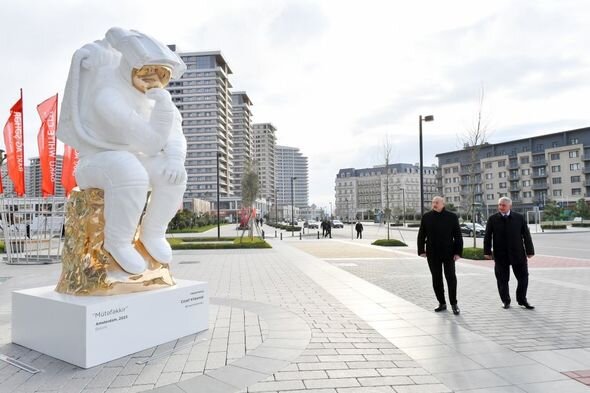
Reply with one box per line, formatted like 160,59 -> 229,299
532,183 -> 548,190
531,159 -> 547,167
509,185 -> 521,192
508,162 -> 519,169
585,166 -> 590,174
509,174 -> 520,181
532,172 -> 547,179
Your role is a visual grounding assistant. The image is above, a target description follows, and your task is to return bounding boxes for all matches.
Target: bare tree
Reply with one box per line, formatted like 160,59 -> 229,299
241,162 -> 259,239
383,135 -> 393,240
459,85 -> 490,248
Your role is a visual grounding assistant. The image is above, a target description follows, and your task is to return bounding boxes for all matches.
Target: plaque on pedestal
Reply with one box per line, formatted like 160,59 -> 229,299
12,279 -> 208,368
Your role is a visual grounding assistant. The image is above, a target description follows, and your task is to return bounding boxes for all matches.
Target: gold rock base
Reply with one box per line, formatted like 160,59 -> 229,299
55,188 -> 175,296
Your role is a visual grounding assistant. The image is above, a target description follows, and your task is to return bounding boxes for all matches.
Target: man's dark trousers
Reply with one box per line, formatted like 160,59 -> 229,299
495,261 -> 529,304
427,257 -> 457,305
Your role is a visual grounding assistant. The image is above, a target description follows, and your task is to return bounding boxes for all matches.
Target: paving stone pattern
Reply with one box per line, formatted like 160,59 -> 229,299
325,250 -> 590,352
0,247 -> 448,393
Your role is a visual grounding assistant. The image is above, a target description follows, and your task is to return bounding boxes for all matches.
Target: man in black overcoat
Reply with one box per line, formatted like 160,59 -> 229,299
484,197 -> 535,309
417,196 -> 463,314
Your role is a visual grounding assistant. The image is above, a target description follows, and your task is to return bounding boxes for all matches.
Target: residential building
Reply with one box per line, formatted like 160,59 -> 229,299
436,127 -> 590,216
230,91 -> 253,199
275,145 -> 309,209
335,163 -> 438,220
253,123 -> 277,203
27,156 -> 65,198
1,164 -> 32,197
167,50 -> 234,209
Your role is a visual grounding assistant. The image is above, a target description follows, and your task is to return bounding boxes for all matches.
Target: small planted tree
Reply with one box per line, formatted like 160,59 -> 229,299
573,198 -> 590,224
543,200 -> 561,226
241,162 -> 260,239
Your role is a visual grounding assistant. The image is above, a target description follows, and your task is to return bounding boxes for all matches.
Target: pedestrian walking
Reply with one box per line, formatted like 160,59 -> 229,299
484,197 -> 535,310
417,196 -> 463,315
355,222 -> 364,239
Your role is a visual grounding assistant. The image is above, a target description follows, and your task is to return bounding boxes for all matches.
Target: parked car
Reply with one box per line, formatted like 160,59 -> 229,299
307,220 -> 319,229
330,219 -> 344,228
460,223 -> 485,237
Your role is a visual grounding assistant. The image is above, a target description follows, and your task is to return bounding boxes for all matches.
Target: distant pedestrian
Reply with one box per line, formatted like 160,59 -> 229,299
417,196 -> 463,315
321,220 -> 328,238
484,197 -> 535,310
326,222 -> 332,238
355,222 -> 364,239
260,218 -> 264,226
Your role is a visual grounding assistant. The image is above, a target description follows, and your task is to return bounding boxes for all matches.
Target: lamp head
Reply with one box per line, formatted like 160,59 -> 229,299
423,115 -> 434,122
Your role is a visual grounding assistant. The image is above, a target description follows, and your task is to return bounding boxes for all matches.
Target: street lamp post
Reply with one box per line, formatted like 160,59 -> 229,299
291,176 -> 297,236
419,115 -> 434,217
329,202 -> 332,219
399,187 -> 406,227
216,152 -> 221,240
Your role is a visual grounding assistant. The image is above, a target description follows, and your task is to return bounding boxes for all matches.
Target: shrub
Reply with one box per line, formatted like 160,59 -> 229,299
372,239 -> 407,247
462,247 -> 485,260
389,223 -> 403,227
406,223 -> 421,228
572,223 -> 590,227
167,236 -> 271,249
541,224 -> 567,230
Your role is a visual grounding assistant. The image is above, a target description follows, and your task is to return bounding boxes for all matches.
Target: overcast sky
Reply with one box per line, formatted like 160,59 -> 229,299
2,0 -> 590,209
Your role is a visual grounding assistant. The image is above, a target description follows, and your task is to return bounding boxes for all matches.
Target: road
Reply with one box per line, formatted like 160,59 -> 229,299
292,222 -> 590,260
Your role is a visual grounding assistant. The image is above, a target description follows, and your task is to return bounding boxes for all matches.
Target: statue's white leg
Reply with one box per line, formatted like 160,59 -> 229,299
139,155 -> 187,263
76,151 -> 150,274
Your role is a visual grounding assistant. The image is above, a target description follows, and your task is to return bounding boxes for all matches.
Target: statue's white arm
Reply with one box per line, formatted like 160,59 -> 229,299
94,87 -> 175,155
160,108 -> 187,185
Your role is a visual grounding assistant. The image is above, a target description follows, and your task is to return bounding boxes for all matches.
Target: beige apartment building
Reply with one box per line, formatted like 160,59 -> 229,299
253,123 -> 277,203
437,127 -> 590,216
335,163 -> 437,220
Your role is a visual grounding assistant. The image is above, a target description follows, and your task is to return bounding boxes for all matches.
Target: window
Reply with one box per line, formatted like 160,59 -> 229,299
571,176 -> 581,183
487,194 -> 494,200
498,160 -> 506,167
486,183 -> 494,190
520,156 -> 530,164
551,165 -> 561,173
572,188 -> 582,196
445,187 -> 452,193
499,172 -> 507,178
485,162 -> 492,169
485,173 -> 493,179
523,191 -> 532,198
571,138 -> 579,144
570,163 -> 581,171
521,169 -> 530,176
552,177 -> 562,184
522,180 -> 531,187
452,167 -> 459,173
553,189 -> 562,197
550,153 -> 560,160
499,182 -> 507,189
569,151 -> 580,158
444,168 -> 450,174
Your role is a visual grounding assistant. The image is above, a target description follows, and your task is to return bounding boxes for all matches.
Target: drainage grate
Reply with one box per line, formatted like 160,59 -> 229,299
179,261 -> 201,265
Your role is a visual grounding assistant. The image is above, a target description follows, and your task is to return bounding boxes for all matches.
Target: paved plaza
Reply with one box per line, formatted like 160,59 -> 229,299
0,224 -> 589,392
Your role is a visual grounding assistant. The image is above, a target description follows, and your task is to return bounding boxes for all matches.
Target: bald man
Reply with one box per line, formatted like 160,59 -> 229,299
418,196 -> 464,314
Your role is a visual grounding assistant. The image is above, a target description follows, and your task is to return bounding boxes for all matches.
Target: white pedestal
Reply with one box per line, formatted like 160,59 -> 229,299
12,279 -> 208,368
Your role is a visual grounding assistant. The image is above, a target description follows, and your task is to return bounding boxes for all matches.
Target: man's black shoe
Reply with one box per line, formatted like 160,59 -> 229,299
452,304 -> 460,315
434,304 -> 447,312
518,302 -> 535,310
503,302 -> 511,309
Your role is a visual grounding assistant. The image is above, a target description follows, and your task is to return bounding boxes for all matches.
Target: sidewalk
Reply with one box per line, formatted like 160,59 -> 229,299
0,226 -> 588,392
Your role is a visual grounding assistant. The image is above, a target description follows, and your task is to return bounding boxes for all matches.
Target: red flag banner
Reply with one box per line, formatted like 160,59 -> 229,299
37,94 -> 58,197
3,93 -> 25,196
61,144 -> 78,197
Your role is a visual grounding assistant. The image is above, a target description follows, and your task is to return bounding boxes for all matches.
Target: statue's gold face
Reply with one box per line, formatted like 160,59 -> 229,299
132,65 -> 172,93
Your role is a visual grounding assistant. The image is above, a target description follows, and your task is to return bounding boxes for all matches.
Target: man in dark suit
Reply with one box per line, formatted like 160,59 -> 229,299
418,196 -> 463,315
484,197 -> 535,310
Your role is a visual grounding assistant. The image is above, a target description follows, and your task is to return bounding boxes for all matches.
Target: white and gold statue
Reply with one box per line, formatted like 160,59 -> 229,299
57,27 -> 186,279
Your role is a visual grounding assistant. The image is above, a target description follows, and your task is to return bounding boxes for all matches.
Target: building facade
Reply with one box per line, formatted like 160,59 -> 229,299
230,92 -> 253,199
27,156 -> 65,198
436,127 -> 590,215
335,163 -> 438,220
167,51 -> 234,208
275,145 -> 309,208
253,123 -> 277,203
